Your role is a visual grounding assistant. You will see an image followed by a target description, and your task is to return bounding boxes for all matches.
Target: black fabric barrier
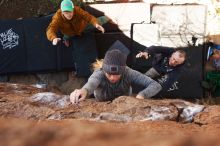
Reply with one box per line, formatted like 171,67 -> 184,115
72,33 -> 97,77
0,15 -> 75,75
108,40 -> 130,56
23,16 -> 57,72
85,5 -> 120,32
0,20 -> 27,74
95,32 -> 132,66
24,15 -> 75,72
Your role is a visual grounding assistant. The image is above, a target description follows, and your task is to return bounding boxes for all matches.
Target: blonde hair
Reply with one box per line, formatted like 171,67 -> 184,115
91,59 -> 103,71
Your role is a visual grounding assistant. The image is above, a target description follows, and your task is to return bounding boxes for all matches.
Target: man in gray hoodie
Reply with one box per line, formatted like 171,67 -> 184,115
70,49 -> 162,104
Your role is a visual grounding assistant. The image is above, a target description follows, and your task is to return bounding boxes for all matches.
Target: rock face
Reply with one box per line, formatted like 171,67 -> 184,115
0,82 -> 206,123
194,106 -> 220,125
0,83 -> 220,146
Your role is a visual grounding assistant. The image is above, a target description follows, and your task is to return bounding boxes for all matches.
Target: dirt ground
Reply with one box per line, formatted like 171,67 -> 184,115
0,1 -> 220,146
0,83 -> 220,146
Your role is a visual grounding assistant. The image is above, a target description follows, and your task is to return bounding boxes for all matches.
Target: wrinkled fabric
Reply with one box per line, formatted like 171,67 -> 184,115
46,6 -> 98,41
82,67 -> 162,101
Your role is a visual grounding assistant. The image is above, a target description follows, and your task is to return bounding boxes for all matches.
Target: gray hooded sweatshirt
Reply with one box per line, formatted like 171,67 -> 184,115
82,66 -> 162,101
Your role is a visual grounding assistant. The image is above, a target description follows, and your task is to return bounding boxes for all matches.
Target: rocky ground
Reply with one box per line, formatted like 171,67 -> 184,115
0,83 -> 220,146
0,1 -> 220,146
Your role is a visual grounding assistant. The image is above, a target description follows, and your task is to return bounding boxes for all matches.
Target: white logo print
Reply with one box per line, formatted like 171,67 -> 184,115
0,28 -> 19,49
158,75 -> 179,91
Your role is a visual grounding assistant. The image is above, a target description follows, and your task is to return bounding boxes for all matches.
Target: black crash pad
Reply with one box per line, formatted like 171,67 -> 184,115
0,15 -> 76,75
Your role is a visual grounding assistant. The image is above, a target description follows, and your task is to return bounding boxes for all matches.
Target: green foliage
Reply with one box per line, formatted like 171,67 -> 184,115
49,0 -> 61,9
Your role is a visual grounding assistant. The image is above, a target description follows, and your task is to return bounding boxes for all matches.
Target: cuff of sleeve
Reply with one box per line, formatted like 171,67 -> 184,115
49,36 -> 57,42
91,19 -> 98,26
82,87 -> 92,96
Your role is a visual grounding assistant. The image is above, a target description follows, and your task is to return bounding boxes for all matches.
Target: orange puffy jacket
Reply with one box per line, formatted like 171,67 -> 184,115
46,6 -> 98,41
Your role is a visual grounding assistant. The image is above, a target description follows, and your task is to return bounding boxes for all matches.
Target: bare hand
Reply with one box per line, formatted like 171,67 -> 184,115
136,52 -> 149,59
52,38 -> 61,45
70,88 -> 88,104
136,95 -> 145,99
95,24 -> 105,33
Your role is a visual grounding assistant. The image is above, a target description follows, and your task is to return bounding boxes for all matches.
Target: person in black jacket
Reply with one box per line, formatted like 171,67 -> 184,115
136,46 -> 186,91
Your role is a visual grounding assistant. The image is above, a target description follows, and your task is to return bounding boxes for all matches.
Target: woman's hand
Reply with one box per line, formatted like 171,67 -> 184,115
70,88 -> 88,104
136,95 -> 145,99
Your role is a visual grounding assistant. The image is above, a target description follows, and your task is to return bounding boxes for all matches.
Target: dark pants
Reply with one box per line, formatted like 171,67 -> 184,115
64,16 -> 109,77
